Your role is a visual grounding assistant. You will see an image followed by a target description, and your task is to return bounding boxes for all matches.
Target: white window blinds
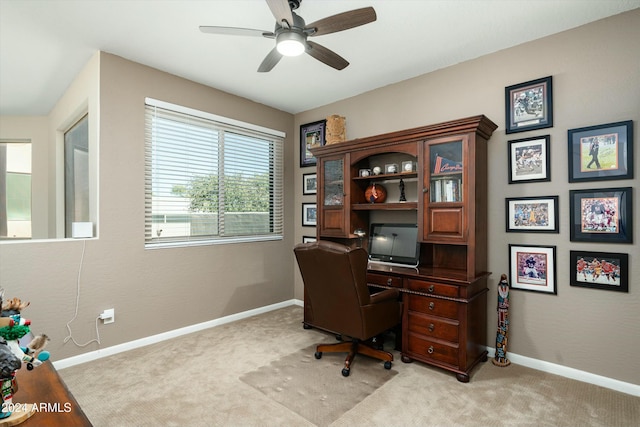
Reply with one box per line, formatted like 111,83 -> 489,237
144,98 -> 284,248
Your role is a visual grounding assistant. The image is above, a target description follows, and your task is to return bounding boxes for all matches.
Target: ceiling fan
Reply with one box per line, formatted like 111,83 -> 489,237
199,0 -> 376,72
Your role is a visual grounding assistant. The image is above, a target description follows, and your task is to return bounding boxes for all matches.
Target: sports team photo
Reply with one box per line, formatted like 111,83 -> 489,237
570,251 -> 629,293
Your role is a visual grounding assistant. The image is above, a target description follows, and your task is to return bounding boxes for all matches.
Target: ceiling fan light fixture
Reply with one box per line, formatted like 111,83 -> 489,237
276,32 -> 305,56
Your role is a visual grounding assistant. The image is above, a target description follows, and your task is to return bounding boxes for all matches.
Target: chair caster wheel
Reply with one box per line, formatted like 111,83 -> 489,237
341,368 -> 350,377
314,351 -> 322,359
384,361 -> 392,370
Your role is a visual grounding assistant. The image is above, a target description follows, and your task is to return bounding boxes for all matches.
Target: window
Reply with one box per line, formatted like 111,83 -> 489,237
144,98 -> 284,248
0,141 -> 32,239
64,115 -> 90,238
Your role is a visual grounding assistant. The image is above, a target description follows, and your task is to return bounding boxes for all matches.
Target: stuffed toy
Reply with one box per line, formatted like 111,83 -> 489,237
0,289 -> 50,370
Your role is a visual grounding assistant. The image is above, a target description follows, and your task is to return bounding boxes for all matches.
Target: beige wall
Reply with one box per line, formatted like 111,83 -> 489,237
0,52 -> 295,360
294,9 -> 639,385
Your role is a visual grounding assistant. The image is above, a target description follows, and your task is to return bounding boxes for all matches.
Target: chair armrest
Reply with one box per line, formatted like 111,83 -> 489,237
369,288 -> 400,304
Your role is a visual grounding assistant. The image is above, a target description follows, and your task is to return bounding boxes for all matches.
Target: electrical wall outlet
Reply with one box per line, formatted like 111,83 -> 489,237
100,308 -> 115,324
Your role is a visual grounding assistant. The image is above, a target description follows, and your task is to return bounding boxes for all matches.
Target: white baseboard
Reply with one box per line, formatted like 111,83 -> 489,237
55,300 -> 638,397
487,347 -> 639,397
54,299 -> 301,370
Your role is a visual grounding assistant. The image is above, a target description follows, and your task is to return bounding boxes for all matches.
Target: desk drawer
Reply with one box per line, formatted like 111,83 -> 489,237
367,273 -> 403,288
407,334 -> 458,366
408,312 -> 459,343
408,295 -> 458,320
407,279 -> 458,298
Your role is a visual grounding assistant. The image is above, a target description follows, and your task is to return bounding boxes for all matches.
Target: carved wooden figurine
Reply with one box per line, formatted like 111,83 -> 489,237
492,274 -> 511,367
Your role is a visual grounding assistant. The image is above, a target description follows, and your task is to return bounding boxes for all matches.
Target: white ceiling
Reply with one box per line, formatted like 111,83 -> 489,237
1,0 -> 639,116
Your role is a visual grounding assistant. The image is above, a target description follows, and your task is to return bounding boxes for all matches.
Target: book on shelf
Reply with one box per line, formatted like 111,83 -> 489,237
431,178 -> 461,202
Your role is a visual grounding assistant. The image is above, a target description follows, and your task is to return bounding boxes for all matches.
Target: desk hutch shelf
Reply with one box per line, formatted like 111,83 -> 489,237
309,115 -> 497,382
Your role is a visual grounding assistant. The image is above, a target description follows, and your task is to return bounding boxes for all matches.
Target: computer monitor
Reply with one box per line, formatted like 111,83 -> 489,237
368,223 -> 420,267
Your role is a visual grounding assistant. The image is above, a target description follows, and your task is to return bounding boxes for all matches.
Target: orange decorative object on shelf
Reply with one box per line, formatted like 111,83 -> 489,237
365,183 -> 387,203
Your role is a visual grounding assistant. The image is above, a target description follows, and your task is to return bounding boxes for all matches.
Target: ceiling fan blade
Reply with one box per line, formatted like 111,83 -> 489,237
265,0 -> 294,28
305,40 -> 349,70
200,26 -> 275,38
258,47 -> 283,72
306,7 -> 376,37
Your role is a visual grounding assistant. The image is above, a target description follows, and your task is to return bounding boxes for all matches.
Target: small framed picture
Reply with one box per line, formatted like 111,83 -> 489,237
385,163 -> 398,174
567,120 -> 633,183
359,168 -> 372,177
507,135 -> 550,184
505,195 -> 558,233
505,76 -> 553,134
509,244 -> 557,295
300,120 -> 326,167
302,173 -> 317,195
570,250 -> 628,293
569,187 -> 632,243
302,203 -> 317,226
302,236 -> 317,243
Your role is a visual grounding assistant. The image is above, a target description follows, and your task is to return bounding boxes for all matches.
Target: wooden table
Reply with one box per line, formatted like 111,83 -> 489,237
4,361 -> 93,427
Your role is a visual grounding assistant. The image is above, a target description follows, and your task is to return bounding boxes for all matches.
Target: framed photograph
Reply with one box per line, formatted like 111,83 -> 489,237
300,120 -> 326,167
570,250 -> 628,293
567,120 -> 633,183
302,173 -> 317,195
359,168 -> 372,177
505,195 -> 559,233
302,236 -> 317,243
505,76 -> 553,134
508,135 -> 550,183
509,244 -> 557,294
569,187 -> 632,243
302,203 -> 317,227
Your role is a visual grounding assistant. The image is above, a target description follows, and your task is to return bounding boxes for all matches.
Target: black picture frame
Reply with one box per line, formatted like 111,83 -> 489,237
569,187 -> 632,243
567,120 -> 633,183
302,236 -> 317,243
508,135 -> 551,184
505,76 -> 553,134
505,195 -> 559,233
302,203 -> 317,226
300,120 -> 326,167
569,250 -> 629,293
302,173 -> 317,195
508,244 -> 557,294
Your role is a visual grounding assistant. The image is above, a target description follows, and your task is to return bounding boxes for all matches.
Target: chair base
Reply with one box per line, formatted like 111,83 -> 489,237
315,339 -> 394,376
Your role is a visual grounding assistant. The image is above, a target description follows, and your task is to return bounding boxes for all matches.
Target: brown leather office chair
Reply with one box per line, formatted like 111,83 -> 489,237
294,240 -> 402,376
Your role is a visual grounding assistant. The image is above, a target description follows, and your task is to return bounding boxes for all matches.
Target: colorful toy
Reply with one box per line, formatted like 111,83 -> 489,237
0,288 -> 50,420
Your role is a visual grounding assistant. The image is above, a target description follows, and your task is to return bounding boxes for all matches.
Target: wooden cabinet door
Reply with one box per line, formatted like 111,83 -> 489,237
318,155 -> 348,237
421,135 -> 469,243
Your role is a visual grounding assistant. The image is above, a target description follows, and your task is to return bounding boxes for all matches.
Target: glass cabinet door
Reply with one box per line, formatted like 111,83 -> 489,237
428,140 -> 463,203
323,158 -> 344,207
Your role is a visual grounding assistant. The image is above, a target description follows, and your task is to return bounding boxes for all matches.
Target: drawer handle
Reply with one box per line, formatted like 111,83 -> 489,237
428,284 -> 435,293
387,278 -> 393,286
428,302 -> 435,310
428,323 -> 435,332
427,346 -> 434,354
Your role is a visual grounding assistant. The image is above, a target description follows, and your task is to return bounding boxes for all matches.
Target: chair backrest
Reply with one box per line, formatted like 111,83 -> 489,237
294,240 -> 371,339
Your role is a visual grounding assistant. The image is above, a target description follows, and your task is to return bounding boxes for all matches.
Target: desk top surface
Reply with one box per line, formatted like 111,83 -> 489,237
13,361 -> 93,427
367,262 -> 490,285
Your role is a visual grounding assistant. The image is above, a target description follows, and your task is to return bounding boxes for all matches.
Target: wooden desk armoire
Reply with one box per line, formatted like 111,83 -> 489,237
307,115 -> 497,382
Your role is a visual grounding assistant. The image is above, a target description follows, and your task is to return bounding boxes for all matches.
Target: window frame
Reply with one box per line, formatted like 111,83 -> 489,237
144,98 -> 285,249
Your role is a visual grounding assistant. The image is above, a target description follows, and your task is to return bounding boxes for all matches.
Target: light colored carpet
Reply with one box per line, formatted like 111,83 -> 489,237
59,305 -> 640,426
240,344 -> 397,426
